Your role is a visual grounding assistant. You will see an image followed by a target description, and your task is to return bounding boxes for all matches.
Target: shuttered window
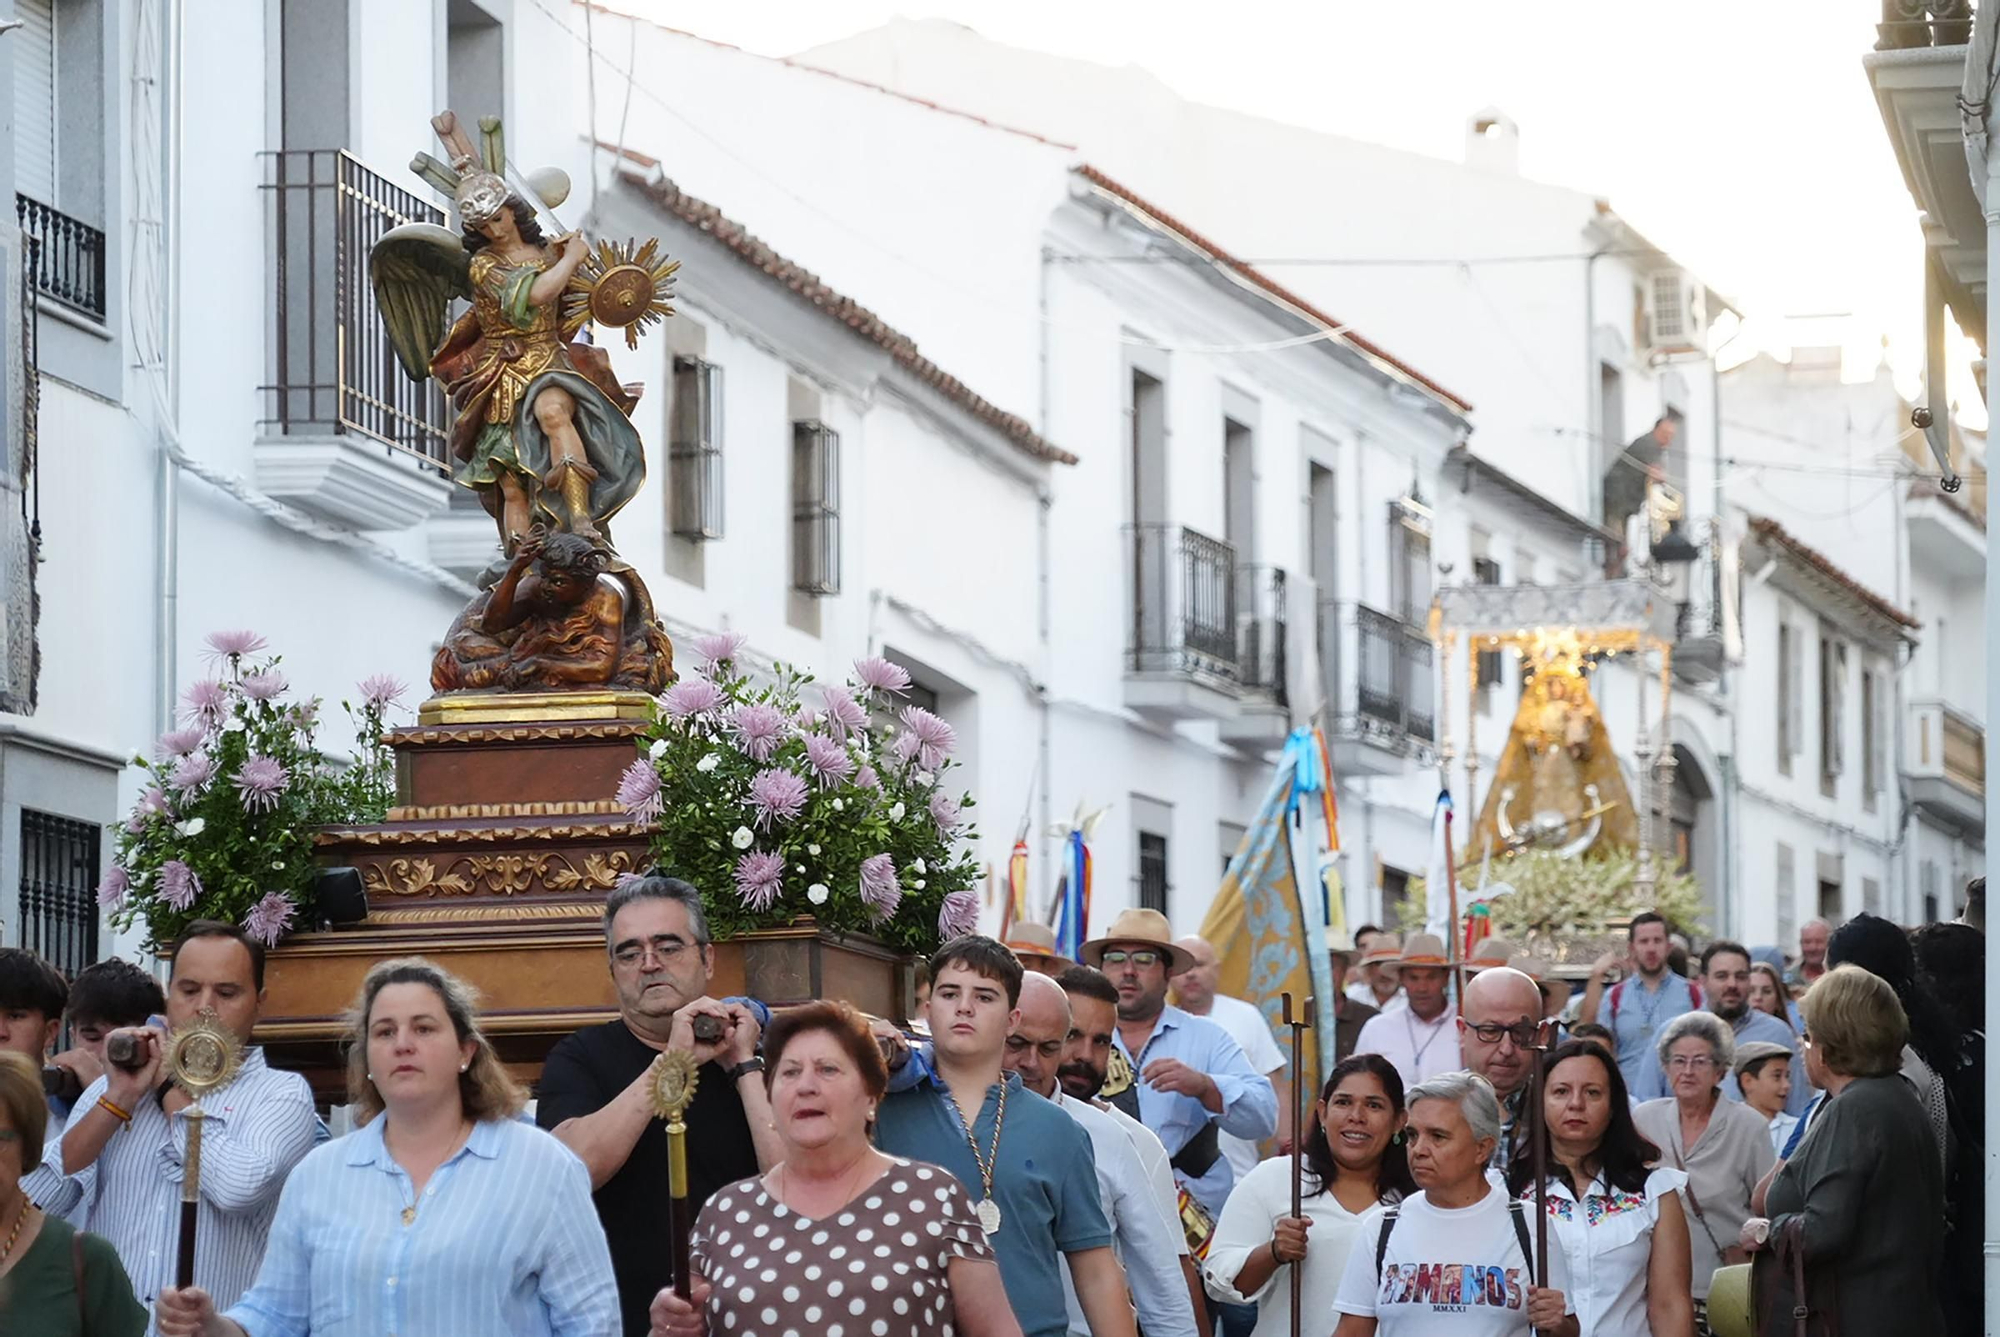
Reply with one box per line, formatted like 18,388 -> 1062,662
15,0 -> 56,207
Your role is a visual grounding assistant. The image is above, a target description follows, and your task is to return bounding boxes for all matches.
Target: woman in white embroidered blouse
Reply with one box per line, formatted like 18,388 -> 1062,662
1509,1040 -> 1694,1337
1204,1054 -> 1417,1337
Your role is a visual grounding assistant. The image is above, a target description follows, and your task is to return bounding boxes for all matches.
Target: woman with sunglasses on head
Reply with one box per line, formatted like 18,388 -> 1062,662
1204,1055 -> 1417,1337
1632,1012 -> 1770,1334
1512,1040 -> 1695,1337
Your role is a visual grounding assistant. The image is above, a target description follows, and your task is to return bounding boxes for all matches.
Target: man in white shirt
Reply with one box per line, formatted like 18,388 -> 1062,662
1008,973 -> 1198,1337
33,921 -> 317,1332
1351,933 -> 1456,1090
1172,935 -> 1289,1182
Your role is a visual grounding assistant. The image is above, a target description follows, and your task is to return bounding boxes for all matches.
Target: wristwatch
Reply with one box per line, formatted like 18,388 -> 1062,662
727,1057 -> 766,1082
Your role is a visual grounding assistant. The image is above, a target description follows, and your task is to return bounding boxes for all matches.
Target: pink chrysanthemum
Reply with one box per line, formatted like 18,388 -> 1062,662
203,630 -> 268,661
854,763 -> 881,791
124,812 -> 148,836
802,733 -> 855,789
181,679 -> 229,727
730,704 -> 787,762
817,686 -> 869,741
290,700 -> 321,731
617,758 -> 664,822
139,787 -> 173,818
663,677 -> 726,718
358,674 -> 407,710
692,632 -> 747,672
240,671 -> 289,703
901,707 -> 956,772
244,891 -> 296,948
853,657 -> 912,695
938,888 -> 980,939
97,866 -> 130,909
748,767 -> 809,828
930,790 -> 963,832
858,853 -> 901,919
733,849 -> 785,912
161,860 -> 202,912
155,727 -> 206,760
233,755 -> 290,813
888,730 -> 922,767
169,752 -> 218,794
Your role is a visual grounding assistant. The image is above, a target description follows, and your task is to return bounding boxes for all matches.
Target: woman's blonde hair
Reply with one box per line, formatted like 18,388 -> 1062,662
344,957 -> 526,1124
0,1051 -> 48,1168
1801,964 -> 1908,1079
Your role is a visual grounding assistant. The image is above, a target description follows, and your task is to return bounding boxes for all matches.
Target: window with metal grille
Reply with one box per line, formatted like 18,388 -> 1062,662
670,355 -> 723,540
1388,498 -> 1432,624
19,810 -> 99,981
1137,832 -> 1169,914
791,420 -> 840,596
1472,556 -> 1502,689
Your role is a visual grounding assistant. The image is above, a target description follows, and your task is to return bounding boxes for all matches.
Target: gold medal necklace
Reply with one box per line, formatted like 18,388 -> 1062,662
940,1078 -> 1008,1236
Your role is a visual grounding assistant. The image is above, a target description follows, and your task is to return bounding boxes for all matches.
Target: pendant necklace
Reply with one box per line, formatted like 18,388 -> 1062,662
398,1120 -> 473,1227
0,1191 -> 27,1269
941,1078 -> 1009,1236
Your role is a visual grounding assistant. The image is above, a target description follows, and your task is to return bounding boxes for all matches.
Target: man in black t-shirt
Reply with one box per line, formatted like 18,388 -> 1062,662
537,874 -> 779,1336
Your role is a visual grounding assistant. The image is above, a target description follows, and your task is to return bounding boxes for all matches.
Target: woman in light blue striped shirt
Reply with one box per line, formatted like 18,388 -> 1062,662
154,958 -> 619,1337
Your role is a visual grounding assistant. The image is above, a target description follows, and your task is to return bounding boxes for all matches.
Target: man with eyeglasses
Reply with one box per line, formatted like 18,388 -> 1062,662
1629,940 -> 1811,1114
1080,909 -> 1277,1224
537,873 -> 781,1336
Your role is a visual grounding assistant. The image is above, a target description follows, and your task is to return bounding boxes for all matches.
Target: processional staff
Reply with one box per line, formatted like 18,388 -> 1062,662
1280,992 -> 1315,1337
648,1048 -> 703,1299
1524,1014 -> 1554,1335
165,1015 -> 246,1291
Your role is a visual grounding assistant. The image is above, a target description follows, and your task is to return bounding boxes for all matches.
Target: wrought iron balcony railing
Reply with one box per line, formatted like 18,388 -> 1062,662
1234,565 -> 1288,706
1875,0 -> 1974,48
258,150 -> 449,468
1353,602 -> 1435,743
15,195 -> 106,320
1126,523 -> 1239,680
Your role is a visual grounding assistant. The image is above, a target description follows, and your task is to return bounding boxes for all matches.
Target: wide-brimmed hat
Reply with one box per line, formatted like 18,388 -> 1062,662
1732,1039 -> 1793,1078
1081,907 -> 1194,975
1465,936 -> 1518,973
1397,933 -> 1450,968
1508,954 -> 1568,1014
1358,933 -> 1403,967
1325,927 -> 1357,959
1004,921 -> 1075,969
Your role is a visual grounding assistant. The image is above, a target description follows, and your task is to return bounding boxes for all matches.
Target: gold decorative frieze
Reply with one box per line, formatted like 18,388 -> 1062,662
316,822 -> 646,847
384,799 -> 625,822
417,689 -> 658,726
361,850 -> 637,899
367,902 -> 604,926
389,721 -> 651,747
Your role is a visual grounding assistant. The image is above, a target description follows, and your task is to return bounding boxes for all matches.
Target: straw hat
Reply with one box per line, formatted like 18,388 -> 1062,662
1004,921 -> 1074,970
1465,936 -> 1518,973
1358,933 -> 1403,967
1080,907 -> 1194,975
1324,927 -> 1357,959
1705,1264 -> 1754,1337
1397,933 -> 1450,968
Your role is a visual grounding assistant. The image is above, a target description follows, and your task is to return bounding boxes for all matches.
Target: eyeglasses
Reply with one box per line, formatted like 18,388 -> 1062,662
1464,1021 -> 1540,1047
1100,950 -> 1163,969
1666,1055 -> 1717,1071
611,936 -> 694,969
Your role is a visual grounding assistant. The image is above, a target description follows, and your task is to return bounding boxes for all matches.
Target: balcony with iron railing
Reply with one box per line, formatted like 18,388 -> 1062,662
1123,523 -> 1242,720
1218,565 -> 1290,747
1906,697 -> 1985,834
252,149 -> 451,532
16,194 -> 106,322
1875,0 -> 1973,49
1316,598 -> 1434,773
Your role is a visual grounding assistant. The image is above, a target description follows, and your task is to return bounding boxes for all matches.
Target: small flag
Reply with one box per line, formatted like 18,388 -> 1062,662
1424,790 -> 1455,943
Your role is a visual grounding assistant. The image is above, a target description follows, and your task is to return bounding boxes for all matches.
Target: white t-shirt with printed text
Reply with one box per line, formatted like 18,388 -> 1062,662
1334,1186 -> 1574,1335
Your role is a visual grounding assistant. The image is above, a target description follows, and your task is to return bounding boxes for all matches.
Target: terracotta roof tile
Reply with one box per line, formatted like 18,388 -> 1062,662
1746,514 -> 1919,630
1074,164 -> 1471,414
607,147 -> 1076,466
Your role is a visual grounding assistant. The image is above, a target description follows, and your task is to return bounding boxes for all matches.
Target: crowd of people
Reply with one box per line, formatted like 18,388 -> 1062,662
0,872 -> 1980,1337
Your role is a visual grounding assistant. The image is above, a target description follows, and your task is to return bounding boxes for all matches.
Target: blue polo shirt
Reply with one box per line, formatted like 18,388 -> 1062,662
875,1069 -> 1111,1337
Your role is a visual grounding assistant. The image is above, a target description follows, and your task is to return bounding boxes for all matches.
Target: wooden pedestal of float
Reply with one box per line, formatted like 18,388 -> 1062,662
252,699 -> 913,1101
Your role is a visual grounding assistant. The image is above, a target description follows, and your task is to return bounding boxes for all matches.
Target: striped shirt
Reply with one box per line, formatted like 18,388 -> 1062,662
226,1114 -> 619,1337
30,1047 -> 318,1333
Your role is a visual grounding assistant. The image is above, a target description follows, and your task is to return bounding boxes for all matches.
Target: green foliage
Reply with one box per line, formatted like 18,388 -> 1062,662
629,660 -> 980,956
1407,848 -> 1705,946
106,651 -> 403,949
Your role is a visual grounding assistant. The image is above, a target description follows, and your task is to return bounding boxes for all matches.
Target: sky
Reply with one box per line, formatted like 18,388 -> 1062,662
611,0 -> 1972,416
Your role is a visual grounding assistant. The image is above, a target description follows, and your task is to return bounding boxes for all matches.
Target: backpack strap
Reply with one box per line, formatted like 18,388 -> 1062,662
1374,1207 -> 1401,1276
1508,1199 -> 1535,1278
1609,980 -> 1622,1024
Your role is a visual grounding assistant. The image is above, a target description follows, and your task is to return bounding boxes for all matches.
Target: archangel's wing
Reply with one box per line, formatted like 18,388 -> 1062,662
369,223 -> 472,382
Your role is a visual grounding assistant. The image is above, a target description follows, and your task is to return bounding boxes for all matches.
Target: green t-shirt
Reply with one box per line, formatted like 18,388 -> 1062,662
0,1214 -> 148,1336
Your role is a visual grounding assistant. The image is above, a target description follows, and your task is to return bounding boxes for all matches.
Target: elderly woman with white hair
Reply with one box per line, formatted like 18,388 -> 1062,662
1333,1071 -> 1575,1336
1633,1011 -> 1773,1333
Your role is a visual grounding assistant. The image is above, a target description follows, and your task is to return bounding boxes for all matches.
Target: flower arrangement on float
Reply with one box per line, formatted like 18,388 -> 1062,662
101,629 -> 410,949
617,635 -> 981,955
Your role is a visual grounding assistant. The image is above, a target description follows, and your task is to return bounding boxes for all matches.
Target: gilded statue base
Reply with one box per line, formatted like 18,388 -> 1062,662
418,689 -> 657,725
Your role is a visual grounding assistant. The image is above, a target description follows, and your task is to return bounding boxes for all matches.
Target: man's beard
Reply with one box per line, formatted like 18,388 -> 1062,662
1712,997 -> 1747,1022
1058,1060 -> 1103,1099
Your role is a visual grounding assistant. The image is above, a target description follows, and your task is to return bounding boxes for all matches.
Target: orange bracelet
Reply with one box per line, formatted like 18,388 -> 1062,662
96,1095 -> 132,1125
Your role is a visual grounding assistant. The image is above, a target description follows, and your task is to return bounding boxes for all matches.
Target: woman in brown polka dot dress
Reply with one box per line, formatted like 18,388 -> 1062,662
650,1002 -> 1022,1337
